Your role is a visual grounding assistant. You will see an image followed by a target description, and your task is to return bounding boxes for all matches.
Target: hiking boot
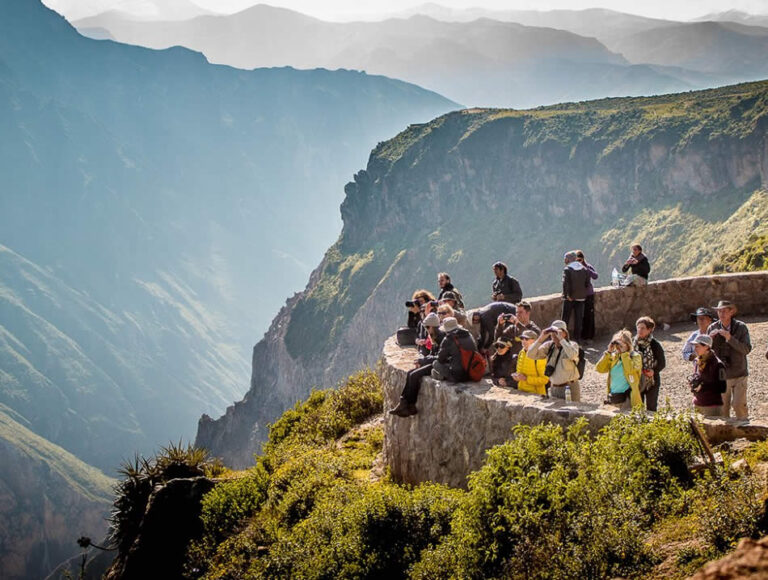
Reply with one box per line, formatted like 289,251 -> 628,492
389,398 -> 415,418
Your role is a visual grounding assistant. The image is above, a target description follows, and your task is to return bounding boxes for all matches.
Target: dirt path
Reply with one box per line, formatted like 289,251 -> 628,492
579,315 -> 768,420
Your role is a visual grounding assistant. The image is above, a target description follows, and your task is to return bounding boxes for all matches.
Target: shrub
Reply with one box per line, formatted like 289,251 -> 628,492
259,482 -> 462,579
413,414 -> 699,579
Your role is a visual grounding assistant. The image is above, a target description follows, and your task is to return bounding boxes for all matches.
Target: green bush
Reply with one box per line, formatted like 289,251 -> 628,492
413,414 -> 699,579
259,482 -> 462,579
694,472 -> 764,552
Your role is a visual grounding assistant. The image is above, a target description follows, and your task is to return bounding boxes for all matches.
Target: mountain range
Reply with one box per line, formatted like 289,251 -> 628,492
197,79 -> 768,467
71,4 -> 768,108
0,1 -> 455,576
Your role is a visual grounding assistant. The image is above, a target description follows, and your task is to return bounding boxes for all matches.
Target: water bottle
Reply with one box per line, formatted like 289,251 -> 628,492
565,385 -> 572,402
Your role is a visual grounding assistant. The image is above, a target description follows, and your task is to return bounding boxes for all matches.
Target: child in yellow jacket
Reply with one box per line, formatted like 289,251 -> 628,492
513,330 -> 549,396
596,330 -> 642,409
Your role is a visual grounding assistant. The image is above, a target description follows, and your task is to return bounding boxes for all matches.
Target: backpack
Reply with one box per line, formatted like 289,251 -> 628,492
453,336 -> 487,382
576,346 -> 586,380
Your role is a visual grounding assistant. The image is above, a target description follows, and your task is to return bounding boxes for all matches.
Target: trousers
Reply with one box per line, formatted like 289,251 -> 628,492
561,300 -> 585,342
722,376 -> 748,419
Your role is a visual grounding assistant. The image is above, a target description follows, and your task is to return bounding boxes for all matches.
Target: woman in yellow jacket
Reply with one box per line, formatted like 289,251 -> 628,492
596,330 -> 642,409
513,330 -> 549,396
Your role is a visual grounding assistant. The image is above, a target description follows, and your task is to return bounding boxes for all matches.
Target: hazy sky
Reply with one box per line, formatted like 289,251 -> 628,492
195,0 -> 768,21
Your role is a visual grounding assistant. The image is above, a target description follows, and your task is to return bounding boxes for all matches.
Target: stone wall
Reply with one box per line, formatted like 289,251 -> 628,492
381,272 -> 768,488
523,271 -> 768,334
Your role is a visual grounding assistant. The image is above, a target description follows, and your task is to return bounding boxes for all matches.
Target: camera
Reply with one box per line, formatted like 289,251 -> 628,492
405,300 -> 417,308
544,364 -> 555,377
502,313 -> 514,321
687,374 -> 703,392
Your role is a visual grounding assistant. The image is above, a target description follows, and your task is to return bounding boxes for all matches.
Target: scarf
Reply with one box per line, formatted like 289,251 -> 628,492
634,337 -> 655,371
696,350 -> 713,372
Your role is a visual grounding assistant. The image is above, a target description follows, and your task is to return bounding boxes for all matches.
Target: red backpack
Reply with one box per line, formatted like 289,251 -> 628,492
453,336 -> 487,382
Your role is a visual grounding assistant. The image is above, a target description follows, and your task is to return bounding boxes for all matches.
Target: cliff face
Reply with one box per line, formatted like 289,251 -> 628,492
198,81 -> 768,468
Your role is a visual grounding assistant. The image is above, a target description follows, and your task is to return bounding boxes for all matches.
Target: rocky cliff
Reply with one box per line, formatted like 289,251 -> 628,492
198,80 -> 768,468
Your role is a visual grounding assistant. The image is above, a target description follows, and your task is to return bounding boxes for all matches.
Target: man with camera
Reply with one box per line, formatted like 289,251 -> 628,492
707,300 -> 752,420
491,261 -> 523,304
561,251 -> 590,341
527,320 -> 581,402
494,301 -> 541,356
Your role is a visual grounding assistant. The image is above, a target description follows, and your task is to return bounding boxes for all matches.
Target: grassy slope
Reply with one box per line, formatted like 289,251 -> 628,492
0,403 -> 113,503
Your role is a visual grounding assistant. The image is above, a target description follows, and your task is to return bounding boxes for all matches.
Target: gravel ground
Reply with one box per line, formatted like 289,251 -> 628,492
579,314 -> 768,420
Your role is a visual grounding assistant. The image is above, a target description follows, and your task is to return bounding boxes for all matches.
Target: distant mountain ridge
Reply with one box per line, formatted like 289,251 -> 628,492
0,1 -> 456,576
197,80 -> 768,467
72,4 -> 712,108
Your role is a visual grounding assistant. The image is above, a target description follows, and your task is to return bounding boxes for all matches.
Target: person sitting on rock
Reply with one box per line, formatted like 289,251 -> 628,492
596,329 -> 642,410
634,316 -> 666,412
708,300 -> 752,420
405,289 -> 435,328
440,291 -> 469,324
494,300 -> 541,357
472,301 -> 518,354
431,317 -> 479,382
437,301 -> 469,329
682,307 -> 716,362
491,339 -> 516,387
621,243 -> 651,286
491,261 -> 523,304
389,313 -> 445,418
687,334 -> 727,417
437,272 -> 465,308
513,330 -> 549,396
527,320 -> 581,402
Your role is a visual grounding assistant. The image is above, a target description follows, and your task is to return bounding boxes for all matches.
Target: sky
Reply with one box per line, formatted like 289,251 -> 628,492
195,0 -> 768,21
43,0 -> 768,22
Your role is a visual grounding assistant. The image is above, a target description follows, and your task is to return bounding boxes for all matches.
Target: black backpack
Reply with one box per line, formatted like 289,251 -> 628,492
576,346 -> 586,380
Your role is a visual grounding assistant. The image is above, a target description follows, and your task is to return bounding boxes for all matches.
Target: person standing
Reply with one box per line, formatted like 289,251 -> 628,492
708,300 -> 752,420
634,316 -> 666,412
527,320 -> 581,402
575,250 -> 598,343
561,251 -> 590,341
595,330 -> 642,410
621,244 -> 651,285
682,307 -> 716,362
491,261 -> 522,304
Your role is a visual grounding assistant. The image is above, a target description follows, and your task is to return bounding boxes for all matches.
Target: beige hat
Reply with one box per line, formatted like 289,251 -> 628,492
713,300 -> 736,311
440,317 -> 459,333
550,320 -> 567,331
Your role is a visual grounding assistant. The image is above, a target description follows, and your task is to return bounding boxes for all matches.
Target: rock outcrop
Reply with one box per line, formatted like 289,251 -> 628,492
198,81 -> 768,468
690,536 -> 768,579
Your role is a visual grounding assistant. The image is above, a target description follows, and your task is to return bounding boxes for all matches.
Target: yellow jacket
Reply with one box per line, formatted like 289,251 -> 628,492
516,350 -> 549,396
595,350 -> 642,408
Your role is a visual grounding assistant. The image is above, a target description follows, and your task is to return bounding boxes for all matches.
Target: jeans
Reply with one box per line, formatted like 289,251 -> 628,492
561,300 -> 585,342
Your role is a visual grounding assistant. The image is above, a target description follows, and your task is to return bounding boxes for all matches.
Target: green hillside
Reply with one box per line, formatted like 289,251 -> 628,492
288,80 -> 768,361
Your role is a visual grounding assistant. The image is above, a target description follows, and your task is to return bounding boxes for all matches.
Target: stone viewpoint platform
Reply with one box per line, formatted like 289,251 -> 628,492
379,272 -> 768,488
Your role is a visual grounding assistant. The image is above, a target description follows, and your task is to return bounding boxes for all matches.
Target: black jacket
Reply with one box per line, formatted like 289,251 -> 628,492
437,328 -> 478,382
635,337 -> 666,387
562,265 -> 590,301
692,353 -> 726,407
491,350 -> 516,382
621,253 -> 651,279
418,329 -> 446,363
476,302 -> 517,349
708,318 -> 752,378
492,274 -> 522,303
